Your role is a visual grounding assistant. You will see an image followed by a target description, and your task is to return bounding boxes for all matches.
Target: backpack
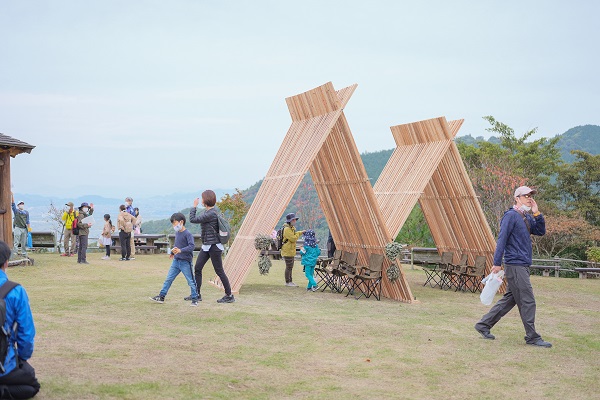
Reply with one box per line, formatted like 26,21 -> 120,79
275,225 -> 288,251
0,280 -> 19,374
72,215 -> 80,235
211,210 -> 231,245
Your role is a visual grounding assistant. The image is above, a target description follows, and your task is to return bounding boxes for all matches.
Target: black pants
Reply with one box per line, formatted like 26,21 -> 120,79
77,235 -> 88,263
105,245 -> 111,257
194,244 -> 232,296
0,361 -> 40,399
119,231 -> 131,259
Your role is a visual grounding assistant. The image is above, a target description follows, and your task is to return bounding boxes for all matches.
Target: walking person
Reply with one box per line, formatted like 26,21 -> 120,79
189,190 -> 235,303
10,194 -> 30,259
61,202 -> 78,257
125,197 -> 136,259
0,240 -> 40,399
117,205 -> 136,261
474,186 -> 552,348
150,213 -> 199,306
300,230 -> 320,292
76,202 -> 94,264
281,213 -> 304,287
100,214 -> 115,260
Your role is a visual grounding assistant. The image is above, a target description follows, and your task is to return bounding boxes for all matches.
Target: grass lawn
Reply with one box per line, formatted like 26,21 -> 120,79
8,253 -> 600,400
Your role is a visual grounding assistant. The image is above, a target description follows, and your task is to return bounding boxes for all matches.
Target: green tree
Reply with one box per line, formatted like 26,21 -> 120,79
217,189 -> 250,242
395,204 -> 434,247
557,150 -> 600,225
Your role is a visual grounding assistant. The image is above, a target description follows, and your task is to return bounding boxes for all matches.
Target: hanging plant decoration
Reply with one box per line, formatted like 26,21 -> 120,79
258,255 -> 272,275
254,234 -> 273,251
386,263 -> 400,282
385,242 -> 404,261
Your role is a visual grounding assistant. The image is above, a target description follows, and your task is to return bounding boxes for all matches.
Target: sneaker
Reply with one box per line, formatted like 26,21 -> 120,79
285,282 -> 298,287
119,258 -> 127,261
311,286 -> 319,292
217,294 -> 235,303
475,327 -> 495,340
190,299 -> 198,307
184,294 -> 202,301
129,257 -> 135,260
150,296 -> 165,303
527,339 -> 552,348
61,253 -> 68,257
101,256 -> 109,260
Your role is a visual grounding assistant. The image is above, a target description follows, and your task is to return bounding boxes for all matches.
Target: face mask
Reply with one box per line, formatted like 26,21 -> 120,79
82,207 -> 89,213
519,205 -> 531,212
18,205 -> 24,210
173,223 -> 182,232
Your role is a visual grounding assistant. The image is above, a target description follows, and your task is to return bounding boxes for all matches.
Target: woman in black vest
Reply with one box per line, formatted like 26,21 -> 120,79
189,190 -> 234,303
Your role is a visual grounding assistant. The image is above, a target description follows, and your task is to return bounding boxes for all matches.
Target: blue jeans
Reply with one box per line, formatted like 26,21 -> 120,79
159,259 -> 198,299
304,265 -> 317,289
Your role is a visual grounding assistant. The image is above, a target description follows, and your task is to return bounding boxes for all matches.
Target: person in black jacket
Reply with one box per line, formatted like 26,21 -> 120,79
189,190 -> 235,303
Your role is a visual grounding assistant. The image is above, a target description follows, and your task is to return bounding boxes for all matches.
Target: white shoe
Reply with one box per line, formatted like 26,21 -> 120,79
101,256 -> 109,260
286,282 -> 298,287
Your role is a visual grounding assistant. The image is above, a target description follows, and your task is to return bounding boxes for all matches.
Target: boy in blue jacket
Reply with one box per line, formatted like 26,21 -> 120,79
300,230 -> 321,292
150,213 -> 199,307
0,240 -> 40,399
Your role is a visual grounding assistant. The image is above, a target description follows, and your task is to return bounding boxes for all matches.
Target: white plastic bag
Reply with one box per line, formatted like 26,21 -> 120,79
480,270 -> 505,306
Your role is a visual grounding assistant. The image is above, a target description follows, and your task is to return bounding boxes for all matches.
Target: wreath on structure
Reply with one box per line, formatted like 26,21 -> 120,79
384,242 -> 404,282
254,234 -> 273,275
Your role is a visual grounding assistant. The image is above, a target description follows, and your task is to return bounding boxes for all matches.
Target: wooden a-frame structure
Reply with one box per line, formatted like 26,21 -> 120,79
212,82 -> 415,302
373,117 -> 497,278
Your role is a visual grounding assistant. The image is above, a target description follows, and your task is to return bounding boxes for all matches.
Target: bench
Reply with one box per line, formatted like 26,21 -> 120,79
530,264 -> 561,277
111,245 -> 158,255
410,247 -> 441,267
573,268 -> 600,279
30,231 -> 56,251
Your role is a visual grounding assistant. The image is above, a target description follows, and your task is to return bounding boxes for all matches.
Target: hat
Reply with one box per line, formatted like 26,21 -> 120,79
285,213 -> 299,223
514,186 -> 537,198
66,202 -> 74,207
303,230 -> 317,247
16,200 -> 24,206
79,202 -> 90,209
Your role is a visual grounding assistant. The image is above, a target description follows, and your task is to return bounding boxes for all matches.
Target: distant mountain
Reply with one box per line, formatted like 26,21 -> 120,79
556,125 -> 600,163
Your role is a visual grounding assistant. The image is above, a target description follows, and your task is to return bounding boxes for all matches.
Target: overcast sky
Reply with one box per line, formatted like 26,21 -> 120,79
1,1 -> 598,198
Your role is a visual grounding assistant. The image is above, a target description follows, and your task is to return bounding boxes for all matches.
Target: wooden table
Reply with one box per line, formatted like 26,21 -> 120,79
110,233 -> 166,254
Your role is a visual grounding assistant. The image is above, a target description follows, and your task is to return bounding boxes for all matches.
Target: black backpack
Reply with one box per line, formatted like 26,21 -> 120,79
275,225 -> 287,251
0,280 -> 19,374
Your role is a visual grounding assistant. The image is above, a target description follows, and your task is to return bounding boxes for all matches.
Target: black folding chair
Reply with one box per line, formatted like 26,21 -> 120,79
331,251 -> 358,293
427,251 -> 453,289
315,250 -> 341,290
349,253 -> 385,300
442,253 -> 468,291
457,255 -> 487,293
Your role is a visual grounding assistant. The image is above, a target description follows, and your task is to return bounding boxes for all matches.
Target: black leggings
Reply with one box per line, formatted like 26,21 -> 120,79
194,244 -> 232,295
105,245 -> 111,257
119,231 -> 131,259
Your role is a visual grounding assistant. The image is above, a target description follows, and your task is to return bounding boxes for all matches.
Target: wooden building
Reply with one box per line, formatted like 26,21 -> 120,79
0,133 -> 35,247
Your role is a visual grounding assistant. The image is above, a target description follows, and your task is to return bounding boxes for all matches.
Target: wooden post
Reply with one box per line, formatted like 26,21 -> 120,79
0,151 -> 11,248
554,256 -> 560,278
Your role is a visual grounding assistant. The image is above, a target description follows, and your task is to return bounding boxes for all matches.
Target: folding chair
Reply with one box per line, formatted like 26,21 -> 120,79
349,253 -> 385,300
331,251 -> 358,293
457,255 -> 487,293
315,250 -> 341,290
441,253 -> 468,291
434,252 -> 455,289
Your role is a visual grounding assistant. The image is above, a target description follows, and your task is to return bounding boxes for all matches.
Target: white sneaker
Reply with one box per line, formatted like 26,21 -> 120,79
286,282 -> 298,287
101,256 -> 109,260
